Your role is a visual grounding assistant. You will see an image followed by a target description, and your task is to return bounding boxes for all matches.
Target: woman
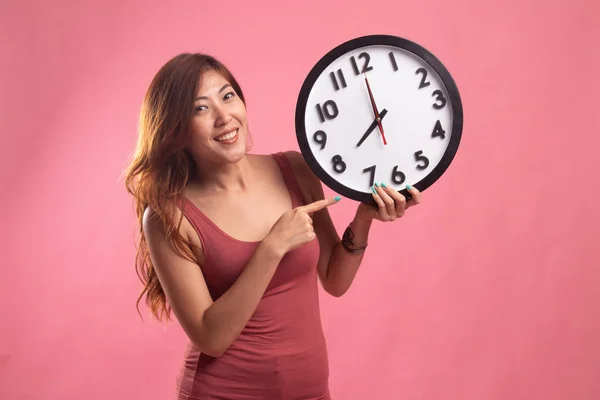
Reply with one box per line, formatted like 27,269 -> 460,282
124,53 -> 421,399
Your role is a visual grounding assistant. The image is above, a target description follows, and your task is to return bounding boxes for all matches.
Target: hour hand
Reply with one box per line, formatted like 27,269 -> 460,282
356,108 -> 388,148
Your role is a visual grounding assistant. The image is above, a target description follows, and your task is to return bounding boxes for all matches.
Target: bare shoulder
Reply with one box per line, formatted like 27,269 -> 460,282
143,202 -> 180,235
142,205 -> 165,237
282,150 -> 324,203
142,200 -> 199,251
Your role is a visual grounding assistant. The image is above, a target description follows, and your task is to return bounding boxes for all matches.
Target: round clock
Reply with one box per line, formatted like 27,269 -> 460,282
295,34 -> 463,205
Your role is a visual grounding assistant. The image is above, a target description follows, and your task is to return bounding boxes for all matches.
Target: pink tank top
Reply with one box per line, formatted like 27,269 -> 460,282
175,152 -> 331,400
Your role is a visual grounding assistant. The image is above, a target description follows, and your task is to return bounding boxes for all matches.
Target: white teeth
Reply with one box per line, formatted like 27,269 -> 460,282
216,129 -> 237,142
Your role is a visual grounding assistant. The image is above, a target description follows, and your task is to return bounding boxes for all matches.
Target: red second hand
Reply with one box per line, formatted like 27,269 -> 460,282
364,73 -> 387,145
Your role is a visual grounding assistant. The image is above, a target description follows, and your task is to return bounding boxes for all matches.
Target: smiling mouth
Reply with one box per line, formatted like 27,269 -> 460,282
214,129 -> 239,143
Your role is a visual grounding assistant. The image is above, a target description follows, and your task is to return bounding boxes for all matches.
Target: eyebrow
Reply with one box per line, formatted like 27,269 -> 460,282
195,84 -> 232,101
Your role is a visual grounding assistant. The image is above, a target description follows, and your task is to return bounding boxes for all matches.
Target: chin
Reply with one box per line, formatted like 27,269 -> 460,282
224,146 -> 247,163
219,134 -> 248,162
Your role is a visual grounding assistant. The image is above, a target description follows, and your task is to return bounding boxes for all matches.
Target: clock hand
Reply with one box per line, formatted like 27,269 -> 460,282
364,72 -> 388,145
356,108 -> 388,148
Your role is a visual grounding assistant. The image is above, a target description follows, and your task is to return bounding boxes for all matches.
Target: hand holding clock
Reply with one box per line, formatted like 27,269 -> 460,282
356,183 -> 421,222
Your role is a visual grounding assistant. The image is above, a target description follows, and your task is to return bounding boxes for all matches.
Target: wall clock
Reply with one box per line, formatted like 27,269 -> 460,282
295,34 -> 463,205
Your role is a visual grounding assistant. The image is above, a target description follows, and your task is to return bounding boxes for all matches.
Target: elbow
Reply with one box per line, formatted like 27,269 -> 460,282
188,310 -> 239,358
189,325 -> 236,358
191,336 -> 229,358
202,345 -> 227,358
328,288 -> 348,298
323,282 -> 349,298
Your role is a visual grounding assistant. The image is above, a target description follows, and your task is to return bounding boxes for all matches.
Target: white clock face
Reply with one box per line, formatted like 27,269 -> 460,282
296,36 -> 462,204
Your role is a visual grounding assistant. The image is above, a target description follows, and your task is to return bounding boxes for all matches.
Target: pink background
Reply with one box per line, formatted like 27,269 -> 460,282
1,0 -> 599,399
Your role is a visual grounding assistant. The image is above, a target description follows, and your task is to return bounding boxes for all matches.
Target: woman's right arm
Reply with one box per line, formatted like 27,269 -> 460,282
143,206 -> 284,358
142,196 -> 338,357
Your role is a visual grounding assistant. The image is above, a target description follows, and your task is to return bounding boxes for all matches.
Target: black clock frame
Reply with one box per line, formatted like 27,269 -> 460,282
295,34 -> 463,205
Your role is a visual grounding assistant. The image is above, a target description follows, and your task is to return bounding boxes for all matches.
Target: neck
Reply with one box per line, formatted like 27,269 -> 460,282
193,154 -> 254,193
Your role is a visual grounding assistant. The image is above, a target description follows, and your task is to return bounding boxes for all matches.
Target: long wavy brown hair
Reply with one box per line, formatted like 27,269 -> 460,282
123,53 -> 246,321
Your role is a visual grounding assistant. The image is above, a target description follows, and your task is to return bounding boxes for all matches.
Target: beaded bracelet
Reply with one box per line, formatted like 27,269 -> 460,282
341,223 -> 368,254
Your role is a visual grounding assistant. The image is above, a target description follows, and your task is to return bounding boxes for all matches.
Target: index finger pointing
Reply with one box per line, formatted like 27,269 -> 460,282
299,196 -> 341,214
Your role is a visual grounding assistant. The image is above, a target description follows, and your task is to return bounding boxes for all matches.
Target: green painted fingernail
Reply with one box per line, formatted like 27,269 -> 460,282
381,182 -> 387,188
334,196 -> 341,201
371,186 -> 377,194
406,184 -> 412,190
374,182 -> 379,187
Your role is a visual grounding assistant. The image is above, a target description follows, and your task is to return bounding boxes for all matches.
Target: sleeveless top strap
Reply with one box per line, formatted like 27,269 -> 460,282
271,152 -> 309,207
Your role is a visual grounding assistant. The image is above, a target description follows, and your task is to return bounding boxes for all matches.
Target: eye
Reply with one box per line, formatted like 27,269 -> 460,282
223,92 -> 236,100
194,105 -> 208,113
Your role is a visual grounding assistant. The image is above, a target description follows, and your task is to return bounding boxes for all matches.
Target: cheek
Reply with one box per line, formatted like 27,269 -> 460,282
190,119 -> 213,141
187,124 -> 214,155
233,102 -> 248,124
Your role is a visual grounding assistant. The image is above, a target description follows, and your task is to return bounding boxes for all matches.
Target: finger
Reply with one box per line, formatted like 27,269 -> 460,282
405,185 -> 421,207
374,184 -> 396,220
383,185 -> 406,216
298,196 -> 341,214
371,185 -> 391,220
302,211 -> 313,224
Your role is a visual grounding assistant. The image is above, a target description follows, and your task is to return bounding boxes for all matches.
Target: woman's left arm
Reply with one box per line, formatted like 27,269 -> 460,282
284,151 -> 422,297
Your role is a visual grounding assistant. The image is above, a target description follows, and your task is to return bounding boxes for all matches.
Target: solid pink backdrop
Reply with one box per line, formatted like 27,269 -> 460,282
1,0 -> 599,399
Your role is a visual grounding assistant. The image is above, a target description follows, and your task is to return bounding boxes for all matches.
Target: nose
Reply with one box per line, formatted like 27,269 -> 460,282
213,103 -> 232,126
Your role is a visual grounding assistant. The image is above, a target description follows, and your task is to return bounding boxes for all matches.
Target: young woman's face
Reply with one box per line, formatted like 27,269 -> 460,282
188,69 -> 249,165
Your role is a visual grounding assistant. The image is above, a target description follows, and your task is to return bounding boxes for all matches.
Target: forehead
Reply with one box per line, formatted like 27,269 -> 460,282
196,70 -> 230,94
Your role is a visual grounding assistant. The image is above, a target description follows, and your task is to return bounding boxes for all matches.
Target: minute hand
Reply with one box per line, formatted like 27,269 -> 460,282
364,74 -> 388,145
356,109 -> 388,148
